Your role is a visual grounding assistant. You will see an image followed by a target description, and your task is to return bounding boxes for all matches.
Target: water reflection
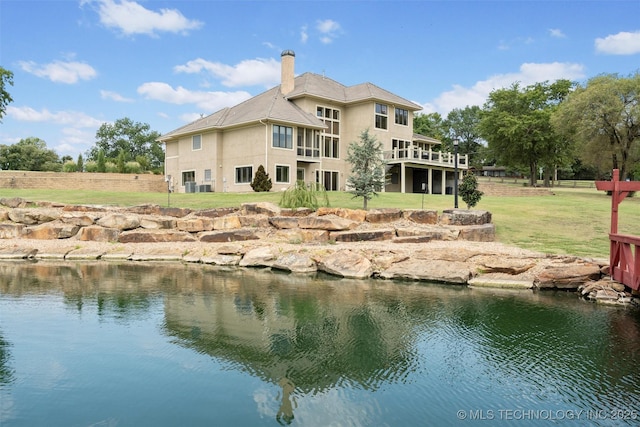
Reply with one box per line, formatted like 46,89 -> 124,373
1,261 -> 640,426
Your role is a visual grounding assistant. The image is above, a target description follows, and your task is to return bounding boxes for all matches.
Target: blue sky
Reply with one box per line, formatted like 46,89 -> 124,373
1,0 -> 639,159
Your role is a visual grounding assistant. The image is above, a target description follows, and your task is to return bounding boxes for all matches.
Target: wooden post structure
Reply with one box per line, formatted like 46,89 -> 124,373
595,169 -> 640,291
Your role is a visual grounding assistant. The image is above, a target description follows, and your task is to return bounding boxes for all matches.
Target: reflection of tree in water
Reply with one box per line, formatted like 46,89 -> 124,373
0,331 -> 15,386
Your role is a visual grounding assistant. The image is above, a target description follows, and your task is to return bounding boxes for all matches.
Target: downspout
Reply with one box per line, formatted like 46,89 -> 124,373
260,119 -> 268,174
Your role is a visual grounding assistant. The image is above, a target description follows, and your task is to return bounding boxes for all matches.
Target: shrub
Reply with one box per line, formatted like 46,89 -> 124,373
62,161 -> 77,173
459,171 -> 483,209
84,161 -> 98,173
279,181 -> 330,210
251,165 -> 272,192
124,161 -> 142,174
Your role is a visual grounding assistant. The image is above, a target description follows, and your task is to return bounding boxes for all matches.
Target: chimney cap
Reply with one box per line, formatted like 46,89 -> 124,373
281,50 -> 295,57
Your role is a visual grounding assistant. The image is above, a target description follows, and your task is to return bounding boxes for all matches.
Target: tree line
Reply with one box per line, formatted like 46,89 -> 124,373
416,73 -> 640,185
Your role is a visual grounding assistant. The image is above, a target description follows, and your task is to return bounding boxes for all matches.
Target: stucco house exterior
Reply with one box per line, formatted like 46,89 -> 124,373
158,50 -> 467,194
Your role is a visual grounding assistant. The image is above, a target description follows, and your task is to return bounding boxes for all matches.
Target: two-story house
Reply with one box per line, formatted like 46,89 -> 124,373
158,50 -> 467,194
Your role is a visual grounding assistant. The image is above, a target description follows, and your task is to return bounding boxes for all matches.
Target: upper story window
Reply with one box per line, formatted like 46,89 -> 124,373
375,103 -> 388,130
273,125 -> 293,149
192,135 -> 202,150
395,108 -> 408,126
317,105 -> 341,159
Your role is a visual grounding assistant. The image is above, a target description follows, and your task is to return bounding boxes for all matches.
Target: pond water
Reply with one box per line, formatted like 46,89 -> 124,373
1,261 -> 639,426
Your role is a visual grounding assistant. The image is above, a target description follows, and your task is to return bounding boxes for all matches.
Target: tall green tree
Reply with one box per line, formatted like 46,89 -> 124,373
479,80 -> 574,186
552,73 -> 640,180
88,117 -> 164,173
0,137 -> 60,171
346,128 -> 386,210
0,67 -> 13,122
444,106 -> 484,167
413,112 -> 446,142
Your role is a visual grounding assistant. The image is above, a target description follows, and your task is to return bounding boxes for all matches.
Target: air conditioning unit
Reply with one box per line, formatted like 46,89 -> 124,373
185,182 -> 196,193
199,184 -> 212,193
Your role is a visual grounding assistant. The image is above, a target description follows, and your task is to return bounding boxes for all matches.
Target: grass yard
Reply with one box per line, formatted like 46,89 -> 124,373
1,186 -> 638,259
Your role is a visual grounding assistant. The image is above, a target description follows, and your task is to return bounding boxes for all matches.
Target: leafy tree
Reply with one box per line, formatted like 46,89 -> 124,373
116,149 -> 126,173
459,172 -> 483,209
0,137 -> 60,171
346,128 -> 386,210
479,80 -> 574,187
88,117 -> 164,173
0,67 -> 13,122
96,149 -> 106,173
251,164 -> 272,192
552,73 -> 640,180
444,106 -> 485,168
413,112 -> 446,142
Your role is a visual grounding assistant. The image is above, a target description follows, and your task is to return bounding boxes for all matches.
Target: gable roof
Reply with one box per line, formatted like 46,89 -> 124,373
159,72 -> 422,141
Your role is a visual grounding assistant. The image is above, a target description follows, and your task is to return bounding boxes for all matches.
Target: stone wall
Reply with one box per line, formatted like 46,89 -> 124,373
0,171 -> 166,193
0,199 -> 495,245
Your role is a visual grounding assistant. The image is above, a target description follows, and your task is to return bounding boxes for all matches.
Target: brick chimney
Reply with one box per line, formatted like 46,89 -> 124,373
280,50 -> 295,95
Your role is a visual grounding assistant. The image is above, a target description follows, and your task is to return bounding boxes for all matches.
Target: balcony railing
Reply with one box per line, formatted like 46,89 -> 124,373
383,148 -> 468,168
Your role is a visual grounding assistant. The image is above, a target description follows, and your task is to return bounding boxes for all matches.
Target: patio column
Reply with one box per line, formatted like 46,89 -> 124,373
401,163 -> 406,194
441,169 -> 446,195
428,168 -> 433,194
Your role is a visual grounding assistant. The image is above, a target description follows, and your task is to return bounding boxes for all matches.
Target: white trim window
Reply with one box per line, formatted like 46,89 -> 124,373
275,165 -> 290,184
235,165 -> 253,184
192,134 -> 202,150
204,169 -> 212,182
273,125 -> 293,149
395,108 -> 408,126
375,103 -> 388,130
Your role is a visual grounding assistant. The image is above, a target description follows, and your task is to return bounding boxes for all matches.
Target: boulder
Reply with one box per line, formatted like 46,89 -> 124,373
0,197 -> 28,208
365,208 -> 402,223
238,215 -> 271,228
118,230 -> 197,243
395,226 -> 459,241
139,216 -> 177,230
201,254 -> 242,266
402,209 -> 438,224
534,263 -> 602,289
60,213 -> 96,226
199,230 -> 261,242
298,215 -> 358,231
176,217 -> 214,232
97,213 -> 141,230
127,204 -> 162,215
241,202 -> 281,217
316,249 -> 372,279
62,205 -> 107,212
212,216 -> 242,230
329,229 -> 395,242
476,257 -> 537,275
158,207 -> 192,218
440,209 -> 492,226
196,207 -> 239,218
317,207 -> 367,222
239,246 -> 276,267
76,225 -> 120,242
458,224 -> 496,242
272,229 -> 329,244
9,208 -> 59,225
0,247 -> 37,259
23,221 -> 80,239
269,216 -> 300,229
280,207 -> 315,217
0,223 -> 24,239
272,252 -> 317,274
379,258 -> 473,284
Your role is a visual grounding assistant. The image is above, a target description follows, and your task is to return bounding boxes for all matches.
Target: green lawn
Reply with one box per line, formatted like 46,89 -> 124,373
1,186 -> 638,259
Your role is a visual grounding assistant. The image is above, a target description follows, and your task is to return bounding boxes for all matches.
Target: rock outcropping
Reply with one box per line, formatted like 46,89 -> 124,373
0,197 -> 635,305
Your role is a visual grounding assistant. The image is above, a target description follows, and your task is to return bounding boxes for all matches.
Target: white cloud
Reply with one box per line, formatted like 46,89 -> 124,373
595,30 -> 640,55
316,19 -> 341,44
180,112 -> 204,123
81,0 -> 203,36
300,25 -> 309,44
174,57 -> 280,88
100,90 -> 134,102
548,28 -> 566,38
137,82 -> 252,112
6,106 -> 103,128
18,60 -> 97,84
420,62 -> 586,115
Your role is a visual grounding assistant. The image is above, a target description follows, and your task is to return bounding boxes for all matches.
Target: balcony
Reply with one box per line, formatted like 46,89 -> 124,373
383,148 -> 468,169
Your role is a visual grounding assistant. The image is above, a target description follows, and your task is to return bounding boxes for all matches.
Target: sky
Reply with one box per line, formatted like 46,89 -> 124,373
1,0 -> 639,159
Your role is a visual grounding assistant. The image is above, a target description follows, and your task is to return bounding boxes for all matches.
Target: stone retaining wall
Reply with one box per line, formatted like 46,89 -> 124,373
0,198 -> 495,245
0,171 -> 166,193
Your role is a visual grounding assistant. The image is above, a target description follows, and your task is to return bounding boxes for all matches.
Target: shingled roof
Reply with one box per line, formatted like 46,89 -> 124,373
159,72 -> 421,141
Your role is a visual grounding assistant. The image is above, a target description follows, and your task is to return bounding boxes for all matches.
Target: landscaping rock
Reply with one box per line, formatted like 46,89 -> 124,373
366,208 -> 402,223
97,213 -> 141,230
199,230 -> 261,242
0,223 -> 24,239
269,216 -> 300,229
118,230 -> 197,243
534,263 -> 602,289
317,207 -> 367,222
272,252 -> 317,273
379,258 -> 473,284
241,202 -> 281,217
329,229 -> 395,242
458,224 -> 496,242
403,209 -> 438,224
212,216 -> 242,230
239,246 -> 276,267
176,217 -> 214,232
317,249 -> 372,279
76,225 -> 120,242
23,222 -> 80,239
9,208 -> 59,225
440,209 -> 492,225
298,215 -> 358,231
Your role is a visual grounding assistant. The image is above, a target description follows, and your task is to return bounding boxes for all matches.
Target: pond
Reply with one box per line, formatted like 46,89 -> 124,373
1,262 -> 639,426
